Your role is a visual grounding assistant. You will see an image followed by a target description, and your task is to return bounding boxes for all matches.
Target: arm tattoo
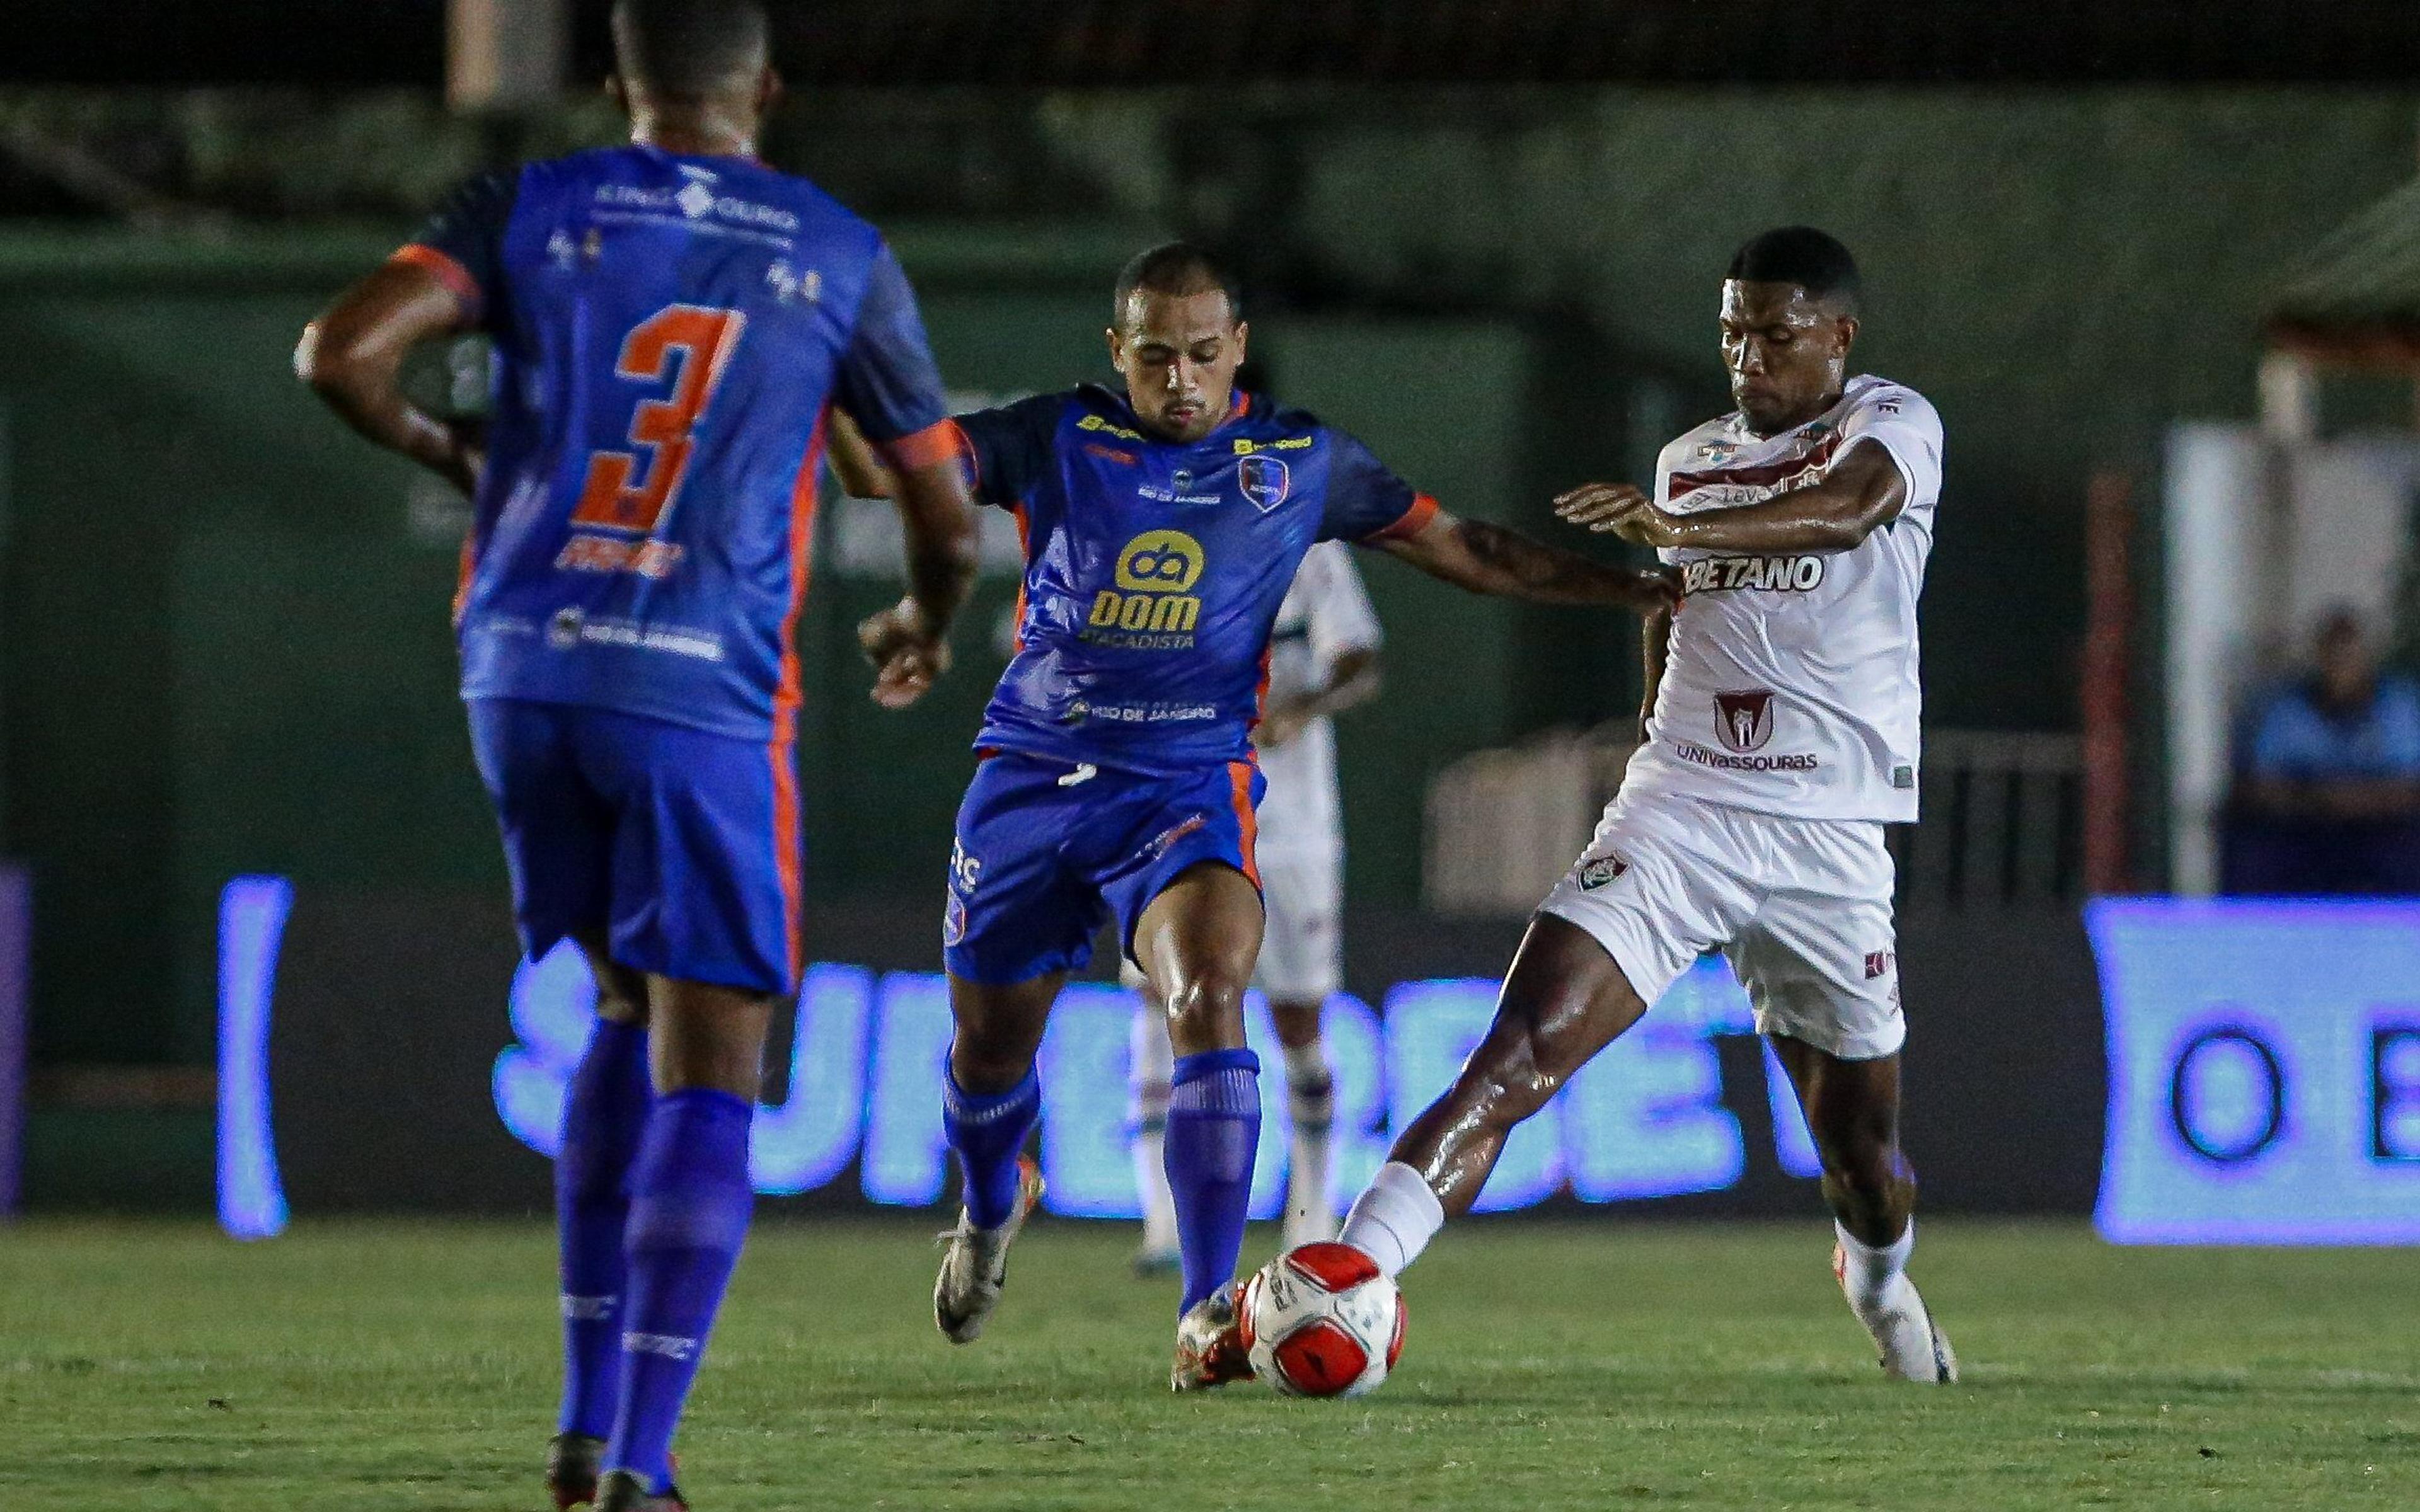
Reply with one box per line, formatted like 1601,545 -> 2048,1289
1453,517 -> 1627,602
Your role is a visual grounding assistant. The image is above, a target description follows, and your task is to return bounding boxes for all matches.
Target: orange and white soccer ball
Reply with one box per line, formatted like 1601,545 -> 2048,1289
1240,1242 -> 1406,1397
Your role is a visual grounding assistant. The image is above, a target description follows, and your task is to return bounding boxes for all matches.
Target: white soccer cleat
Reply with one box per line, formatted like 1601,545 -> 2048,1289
934,1156 -> 1044,1344
1834,1242 -> 1958,1383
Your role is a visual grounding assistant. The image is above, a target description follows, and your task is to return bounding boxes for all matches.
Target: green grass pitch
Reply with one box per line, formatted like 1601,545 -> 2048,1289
4,1217 -> 2416,1509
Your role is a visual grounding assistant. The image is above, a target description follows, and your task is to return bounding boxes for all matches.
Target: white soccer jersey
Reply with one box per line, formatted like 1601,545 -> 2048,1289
1620,374 -> 1944,823
1256,541 -> 1382,855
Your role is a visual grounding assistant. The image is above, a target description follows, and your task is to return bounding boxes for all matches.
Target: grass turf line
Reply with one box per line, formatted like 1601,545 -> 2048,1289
3,1217 -> 2416,1509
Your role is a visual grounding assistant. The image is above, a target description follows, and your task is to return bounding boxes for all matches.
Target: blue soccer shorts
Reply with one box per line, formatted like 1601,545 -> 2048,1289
943,751 -> 1265,985
466,697 -> 802,996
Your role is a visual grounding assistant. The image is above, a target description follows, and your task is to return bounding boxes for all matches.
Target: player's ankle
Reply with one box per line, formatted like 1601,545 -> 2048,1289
1338,1161 -> 1444,1278
1834,1217 -> 1915,1309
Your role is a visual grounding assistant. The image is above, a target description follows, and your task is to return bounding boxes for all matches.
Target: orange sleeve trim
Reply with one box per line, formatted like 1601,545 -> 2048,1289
1366,491 -> 1441,544
389,244 -> 481,312
875,417 -> 965,472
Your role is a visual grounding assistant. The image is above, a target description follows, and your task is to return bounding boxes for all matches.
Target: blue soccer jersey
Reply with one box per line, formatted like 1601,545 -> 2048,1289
952,386 -> 1435,775
398,144 -> 958,743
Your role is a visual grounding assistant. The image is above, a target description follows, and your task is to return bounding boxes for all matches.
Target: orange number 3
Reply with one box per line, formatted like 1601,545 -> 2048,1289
572,304 -> 748,534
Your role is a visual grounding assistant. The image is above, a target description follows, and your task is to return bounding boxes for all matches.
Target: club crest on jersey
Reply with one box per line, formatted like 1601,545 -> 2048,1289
1239,454 -> 1291,512
1713,689 -> 1775,753
1578,853 -> 1630,890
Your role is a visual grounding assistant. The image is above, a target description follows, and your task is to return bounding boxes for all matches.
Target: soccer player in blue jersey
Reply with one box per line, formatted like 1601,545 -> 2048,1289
295,3 -> 979,1506
840,244 -> 1675,1387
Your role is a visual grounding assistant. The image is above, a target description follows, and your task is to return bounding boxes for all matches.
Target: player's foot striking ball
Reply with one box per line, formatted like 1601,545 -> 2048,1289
934,1157 -> 1044,1343
1329,227 -> 1956,1390
827,241 -> 1667,1380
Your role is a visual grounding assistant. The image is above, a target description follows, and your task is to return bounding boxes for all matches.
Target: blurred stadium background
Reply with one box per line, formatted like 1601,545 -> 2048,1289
2,0 -> 2417,1315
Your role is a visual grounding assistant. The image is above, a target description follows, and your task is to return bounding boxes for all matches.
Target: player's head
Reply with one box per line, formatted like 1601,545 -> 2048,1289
1720,226 -> 1861,436
608,0 -> 778,140
1107,242 -> 1249,444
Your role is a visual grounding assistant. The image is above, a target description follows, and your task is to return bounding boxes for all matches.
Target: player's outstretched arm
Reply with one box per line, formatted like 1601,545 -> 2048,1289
294,261 -> 481,495
1555,438 -> 1907,554
1377,505 -> 1676,612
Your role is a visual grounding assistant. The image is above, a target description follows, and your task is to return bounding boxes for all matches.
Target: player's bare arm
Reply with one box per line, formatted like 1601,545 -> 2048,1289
1257,646 -> 1380,750
1381,507 -> 1678,612
294,260 -> 483,495
1553,438 -> 1908,554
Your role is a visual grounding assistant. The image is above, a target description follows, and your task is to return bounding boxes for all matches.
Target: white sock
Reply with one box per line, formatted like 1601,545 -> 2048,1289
1130,1004 -> 1177,1253
1282,1040 -> 1336,1241
1835,1218 -> 1915,1315
1338,1160 -> 1444,1278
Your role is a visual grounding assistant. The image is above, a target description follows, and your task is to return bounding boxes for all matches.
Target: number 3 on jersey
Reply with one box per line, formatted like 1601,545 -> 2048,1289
572,304 -> 747,534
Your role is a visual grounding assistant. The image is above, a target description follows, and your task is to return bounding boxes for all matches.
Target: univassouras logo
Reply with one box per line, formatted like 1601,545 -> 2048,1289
1087,529 -> 1204,646
1678,554 -> 1826,594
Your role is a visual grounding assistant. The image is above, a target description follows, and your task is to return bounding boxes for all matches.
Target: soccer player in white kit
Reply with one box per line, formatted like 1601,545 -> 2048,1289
1131,541 -> 1383,1269
1322,226 -> 1958,1383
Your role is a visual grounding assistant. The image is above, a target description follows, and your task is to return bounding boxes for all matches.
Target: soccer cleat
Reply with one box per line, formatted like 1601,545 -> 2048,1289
546,1431 -> 605,1509
1834,1243 -> 1959,1383
1131,1244 -> 1182,1280
934,1156 -> 1045,1344
594,1469 -> 688,1511
1170,1281 -> 1256,1391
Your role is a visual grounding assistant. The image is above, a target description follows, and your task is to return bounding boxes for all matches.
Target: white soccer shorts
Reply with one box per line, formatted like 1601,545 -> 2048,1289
1255,845 -> 1344,1004
1538,793 -> 1905,1060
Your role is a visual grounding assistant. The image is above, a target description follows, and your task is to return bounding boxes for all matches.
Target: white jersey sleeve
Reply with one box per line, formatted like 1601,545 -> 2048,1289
1838,386 -> 1944,525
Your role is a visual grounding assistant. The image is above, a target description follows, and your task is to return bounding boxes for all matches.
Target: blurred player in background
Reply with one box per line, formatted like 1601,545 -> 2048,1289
296,3 -> 978,1506
1326,227 -> 1961,1385
1129,539 -> 1382,1273
836,241 -> 1671,1390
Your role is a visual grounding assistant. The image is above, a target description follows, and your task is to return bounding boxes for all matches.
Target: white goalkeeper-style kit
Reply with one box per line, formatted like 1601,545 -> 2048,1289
1542,374 -> 1944,1059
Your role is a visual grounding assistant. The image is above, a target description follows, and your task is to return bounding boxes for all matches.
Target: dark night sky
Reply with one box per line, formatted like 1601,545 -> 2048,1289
7,1 -> 2419,87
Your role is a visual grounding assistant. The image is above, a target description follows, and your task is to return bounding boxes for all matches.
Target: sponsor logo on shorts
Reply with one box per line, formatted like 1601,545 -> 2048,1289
1578,854 -> 1630,890
1865,951 -> 1893,980
1145,813 -> 1209,859
1239,453 -> 1291,512
948,839 -> 982,894
1714,689 -> 1775,753
942,893 -> 967,948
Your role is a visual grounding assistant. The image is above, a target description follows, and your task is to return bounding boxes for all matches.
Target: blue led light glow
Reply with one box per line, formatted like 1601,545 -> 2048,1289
216,876 -> 294,1240
2090,898 -> 2420,1245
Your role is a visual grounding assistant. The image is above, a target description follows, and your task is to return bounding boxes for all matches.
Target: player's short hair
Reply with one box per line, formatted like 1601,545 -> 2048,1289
1727,226 -> 1861,312
1112,243 -> 1243,328
611,0 -> 770,99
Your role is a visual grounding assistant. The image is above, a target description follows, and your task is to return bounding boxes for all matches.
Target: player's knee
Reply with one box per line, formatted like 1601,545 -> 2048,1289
1163,972 -> 1249,1048
1817,1135 -> 1901,1204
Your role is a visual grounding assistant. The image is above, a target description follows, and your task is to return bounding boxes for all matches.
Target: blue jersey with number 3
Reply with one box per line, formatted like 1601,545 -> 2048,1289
399,144 -> 954,741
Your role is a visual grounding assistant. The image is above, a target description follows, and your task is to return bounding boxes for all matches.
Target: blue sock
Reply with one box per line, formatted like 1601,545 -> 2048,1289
943,1067 -> 1040,1230
1166,1048 -> 1261,1315
605,1089 -> 754,1494
555,1018 -> 650,1438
